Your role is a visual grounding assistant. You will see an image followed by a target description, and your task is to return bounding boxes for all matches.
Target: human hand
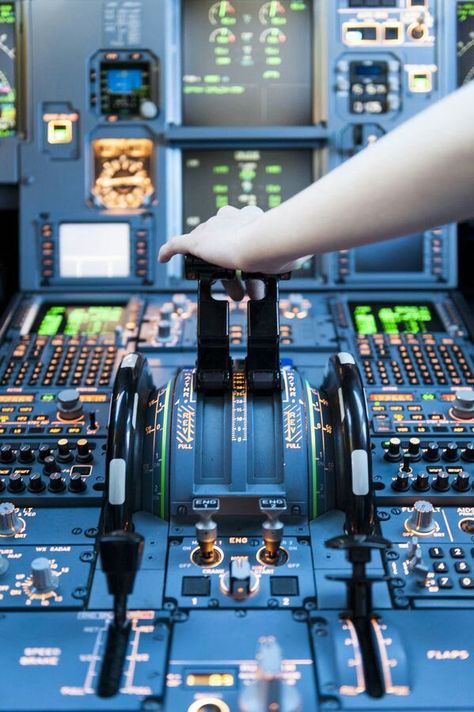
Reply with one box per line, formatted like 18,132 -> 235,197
158,205 -> 305,300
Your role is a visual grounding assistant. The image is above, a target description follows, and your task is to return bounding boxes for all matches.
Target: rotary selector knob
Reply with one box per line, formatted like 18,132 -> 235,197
413,472 -> 430,492
462,442 -> 474,463
43,455 -> 60,475
453,471 -> 471,492
433,471 -> 450,492
18,444 -> 34,463
38,444 -> 53,462
57,389 -> 83,420
28,473 -> 45,492
30,558 -> 58,593
392,471 -> 410,492
408,437 -> 421,461
407,500 -> 435,535
0,502 -> 23,536
385,437 -> 402,462
423,441 -> 440,462
57,438 -> 73,463
443,442 -> 459,462
76,438 -> 93,463
452,389 -> 474,420
0,444 -> 15,463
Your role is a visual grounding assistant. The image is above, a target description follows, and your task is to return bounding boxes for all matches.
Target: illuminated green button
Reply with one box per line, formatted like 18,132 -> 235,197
41,394 -> 55,402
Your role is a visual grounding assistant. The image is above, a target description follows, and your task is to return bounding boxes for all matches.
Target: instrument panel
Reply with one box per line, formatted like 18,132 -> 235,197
0,1 -> 473,711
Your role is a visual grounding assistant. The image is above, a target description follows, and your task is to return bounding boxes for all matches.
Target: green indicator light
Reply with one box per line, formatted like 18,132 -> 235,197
41,394 -> 55,402
204,75 -> 221,83
265,165 -> 282,174
263,70 -> 281,80
413,75 -> 430,91
271,17 -> 287,25
213,165 -> 230,174
216,58 -> 231,66
265,47 -> 279,55
422,393 -> 436,401
290,1 -> 307,9
215,196 -> 229,209
266,184 -> 282,193
213,184 -> 229,194
266,57 -> 282,66
214,47 -> 229,56
268,196 -> 282,208
221,17 -> 236,26
239,170 -> 256,180
184,87 -> 204,94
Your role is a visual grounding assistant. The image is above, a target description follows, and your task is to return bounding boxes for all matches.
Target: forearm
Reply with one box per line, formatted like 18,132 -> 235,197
238,83 -> 474,272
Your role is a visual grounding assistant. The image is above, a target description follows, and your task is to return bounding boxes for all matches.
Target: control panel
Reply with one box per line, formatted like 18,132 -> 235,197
0,1 -> 473,711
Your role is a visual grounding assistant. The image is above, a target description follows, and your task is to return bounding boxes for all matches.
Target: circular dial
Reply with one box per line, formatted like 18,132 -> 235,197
93,153 -> 153,209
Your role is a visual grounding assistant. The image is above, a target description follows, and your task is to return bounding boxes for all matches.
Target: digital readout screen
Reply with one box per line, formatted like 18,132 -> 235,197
0,2 -> 16,137
349,302 -> 444,335
106,68 -> 144,94
457,2 -> 474,85
31,305 -> 125,337
182,0 -> 313,125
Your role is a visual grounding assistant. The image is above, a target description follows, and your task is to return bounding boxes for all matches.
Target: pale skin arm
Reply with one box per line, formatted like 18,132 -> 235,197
159,83 -> 474,279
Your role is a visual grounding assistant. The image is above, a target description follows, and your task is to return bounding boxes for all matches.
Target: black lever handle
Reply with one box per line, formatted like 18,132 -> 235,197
96,530 -> 144,698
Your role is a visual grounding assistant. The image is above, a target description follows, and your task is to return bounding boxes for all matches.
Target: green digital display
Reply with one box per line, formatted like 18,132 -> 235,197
457,2 -> 474,85
32,304 -> 125,336
349,302 -> 444,335
0,2 -> 16,137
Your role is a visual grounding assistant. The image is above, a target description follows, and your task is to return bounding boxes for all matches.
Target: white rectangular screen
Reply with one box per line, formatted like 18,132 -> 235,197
59,223 -> 130,278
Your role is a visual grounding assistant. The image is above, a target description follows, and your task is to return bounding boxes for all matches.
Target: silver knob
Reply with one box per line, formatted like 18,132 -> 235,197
139,100 -> 158,119
408,500 -> 435,534
239,638 -> 302,712
0,502 -> 23,536
452,389 -> 474,420
31,557 -> 58,593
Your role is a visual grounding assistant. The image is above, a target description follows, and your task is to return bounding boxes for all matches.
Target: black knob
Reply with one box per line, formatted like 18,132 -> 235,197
443,442 -> 459,462
433,471 -> 450,492
392,471 -> 410,491
57,438 -> 73,463
43,455 -> 60,476
412,471 -> 430,492
57,388 -> 83,421
157,320 -> 171,340
38,444 -> 53,462
453,471 -> 470,492
28,472 -> 45,492
401,453 -> 412,473
99,531 -> 145,597
8,472 -> 25,493
18,444 -> 35,464
385,437 -> 402,462
48,472 -> 66,492
462,443 -> 474,463
423,441 -> 440,462
0,444 -> 15,463
76,438 -> 93,463
408,437 -> 421,461
69,472 -> 87,493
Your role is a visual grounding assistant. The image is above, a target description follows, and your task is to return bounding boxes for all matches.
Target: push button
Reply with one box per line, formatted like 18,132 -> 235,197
270,576 -> 299,597
182,576 -> 211,597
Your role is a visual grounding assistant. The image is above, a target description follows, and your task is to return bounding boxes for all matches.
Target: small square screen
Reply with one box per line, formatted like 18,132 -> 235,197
106,68 -> 144,94
59,223 -> 130,278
